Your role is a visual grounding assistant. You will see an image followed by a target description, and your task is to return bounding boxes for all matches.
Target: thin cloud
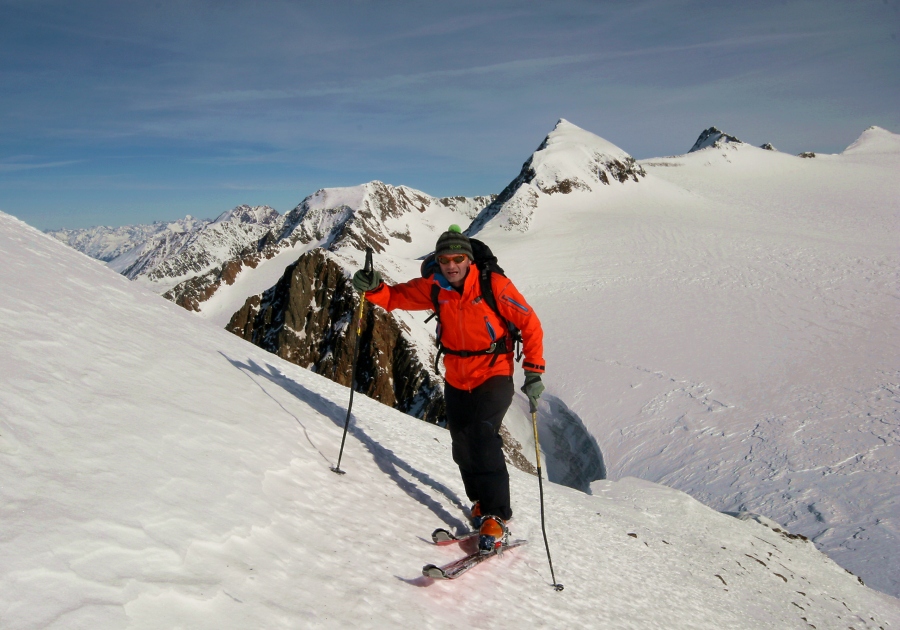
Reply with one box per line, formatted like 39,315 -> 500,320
0,159 -> 82,173
187,31 -> 828,107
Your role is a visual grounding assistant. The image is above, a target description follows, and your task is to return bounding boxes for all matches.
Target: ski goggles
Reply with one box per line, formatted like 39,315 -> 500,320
437,254 -> 468,265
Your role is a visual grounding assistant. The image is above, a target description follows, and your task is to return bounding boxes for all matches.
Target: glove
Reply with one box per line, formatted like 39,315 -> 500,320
521,371 -> 545,412
352,269 -> 382,292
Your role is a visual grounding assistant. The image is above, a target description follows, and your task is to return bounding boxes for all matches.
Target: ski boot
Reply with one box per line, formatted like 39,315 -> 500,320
478,515 -> 509,554
470,501 -> 484,529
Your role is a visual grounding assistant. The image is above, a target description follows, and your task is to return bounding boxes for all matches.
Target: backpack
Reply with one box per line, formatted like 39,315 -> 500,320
420,238 -> 523,372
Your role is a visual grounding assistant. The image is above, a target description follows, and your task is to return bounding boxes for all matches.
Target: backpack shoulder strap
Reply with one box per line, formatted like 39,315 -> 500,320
479,268 -> 523,359
429,282 -> 444,372
478,266 -> 500,318
430,282 -> 441,314
424,281 -> 440,324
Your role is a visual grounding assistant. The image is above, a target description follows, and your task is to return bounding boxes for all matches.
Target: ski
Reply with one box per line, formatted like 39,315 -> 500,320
431,527 -> 479,545
422,539 -> 527,580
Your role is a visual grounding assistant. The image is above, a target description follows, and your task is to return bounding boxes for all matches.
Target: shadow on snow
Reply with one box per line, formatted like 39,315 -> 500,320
221,352 -> 470,535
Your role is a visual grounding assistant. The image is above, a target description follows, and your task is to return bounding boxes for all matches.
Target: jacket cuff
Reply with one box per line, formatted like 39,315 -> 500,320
365,282 -> 386,296
523,361 -> 545,373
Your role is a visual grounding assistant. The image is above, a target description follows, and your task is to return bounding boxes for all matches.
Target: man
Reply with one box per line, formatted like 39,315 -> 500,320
352,225 -> 545,552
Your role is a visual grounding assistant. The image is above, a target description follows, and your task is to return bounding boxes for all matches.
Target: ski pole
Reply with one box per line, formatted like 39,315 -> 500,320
531,405 -> 564,591
332,247 -> 374,475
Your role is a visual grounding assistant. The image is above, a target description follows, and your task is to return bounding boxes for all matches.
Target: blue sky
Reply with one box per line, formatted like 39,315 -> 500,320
2,0 -> 898,230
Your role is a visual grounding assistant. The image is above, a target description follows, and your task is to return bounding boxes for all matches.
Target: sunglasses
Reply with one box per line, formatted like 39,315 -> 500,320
437,254 -> 468,265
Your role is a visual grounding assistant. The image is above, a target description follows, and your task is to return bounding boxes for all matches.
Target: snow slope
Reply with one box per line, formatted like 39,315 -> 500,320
468,123 -> 900,595
4,210 -> 900,628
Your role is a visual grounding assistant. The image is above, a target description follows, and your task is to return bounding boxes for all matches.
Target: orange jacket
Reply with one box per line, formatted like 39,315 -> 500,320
364,264 -> 545,391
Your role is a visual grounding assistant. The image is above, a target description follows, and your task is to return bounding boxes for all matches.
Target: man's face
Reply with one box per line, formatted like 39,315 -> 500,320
437,253 -> 471,288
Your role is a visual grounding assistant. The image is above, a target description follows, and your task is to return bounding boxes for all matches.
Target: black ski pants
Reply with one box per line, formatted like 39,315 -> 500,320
445,375 -> 515,521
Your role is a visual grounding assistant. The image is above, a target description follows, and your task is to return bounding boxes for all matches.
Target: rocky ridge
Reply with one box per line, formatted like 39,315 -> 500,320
688,127 -> 744,153
161,182 -> 492,310
45,122 -> 651,482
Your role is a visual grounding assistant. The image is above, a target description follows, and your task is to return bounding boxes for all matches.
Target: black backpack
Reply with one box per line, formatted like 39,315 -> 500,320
420,238 -> 523,372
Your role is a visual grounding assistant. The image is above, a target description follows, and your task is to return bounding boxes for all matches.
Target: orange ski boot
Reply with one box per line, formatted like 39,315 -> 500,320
478,515 -> 508,554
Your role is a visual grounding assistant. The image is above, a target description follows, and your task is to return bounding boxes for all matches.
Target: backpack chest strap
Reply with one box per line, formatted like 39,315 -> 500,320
429,282 -> 517,372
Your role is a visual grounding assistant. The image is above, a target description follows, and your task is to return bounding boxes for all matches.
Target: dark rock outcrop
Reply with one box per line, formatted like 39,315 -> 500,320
689,127 -> 743,153
226,249 -> 445,423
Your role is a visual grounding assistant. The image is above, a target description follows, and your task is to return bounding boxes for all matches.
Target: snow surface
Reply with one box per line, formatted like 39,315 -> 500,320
468,123 -> 900,595
3,210 -> 900,629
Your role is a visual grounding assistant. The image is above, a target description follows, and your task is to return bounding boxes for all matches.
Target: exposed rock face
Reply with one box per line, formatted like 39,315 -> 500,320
760,143 -> 777,151
469,119 -> 645,234
226,249 -> 445,423
689,127 -> 743,153
798,152 -> 816,158
499,425 -> 537,476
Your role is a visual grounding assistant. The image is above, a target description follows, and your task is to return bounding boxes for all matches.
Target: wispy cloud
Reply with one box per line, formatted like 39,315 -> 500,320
0,159 -> 82,173
187,31 -> 828,107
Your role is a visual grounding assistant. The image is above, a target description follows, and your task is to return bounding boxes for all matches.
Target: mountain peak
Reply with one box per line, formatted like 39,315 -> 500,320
213,205 -> 280,226
843,125 -> 900,155
539,118 -> 634,160
689,127 -> 744,153
468,120 -> 645,234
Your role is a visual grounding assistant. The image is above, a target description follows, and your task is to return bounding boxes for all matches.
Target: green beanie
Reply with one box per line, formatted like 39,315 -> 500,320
434,224 -> 474,259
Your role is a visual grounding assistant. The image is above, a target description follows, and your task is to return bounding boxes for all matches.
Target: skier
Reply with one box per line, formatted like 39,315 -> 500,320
352,225 -> 545,552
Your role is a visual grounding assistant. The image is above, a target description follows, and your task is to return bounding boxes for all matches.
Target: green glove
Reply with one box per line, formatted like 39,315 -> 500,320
352,269 -> 382,292
521,371 -> 545,412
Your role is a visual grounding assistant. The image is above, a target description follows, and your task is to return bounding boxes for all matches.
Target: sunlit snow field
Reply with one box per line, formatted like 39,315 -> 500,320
474,125 -> 899,595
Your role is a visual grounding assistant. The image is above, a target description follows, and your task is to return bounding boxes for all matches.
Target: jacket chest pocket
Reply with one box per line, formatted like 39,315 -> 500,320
458,298 -> 497,343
